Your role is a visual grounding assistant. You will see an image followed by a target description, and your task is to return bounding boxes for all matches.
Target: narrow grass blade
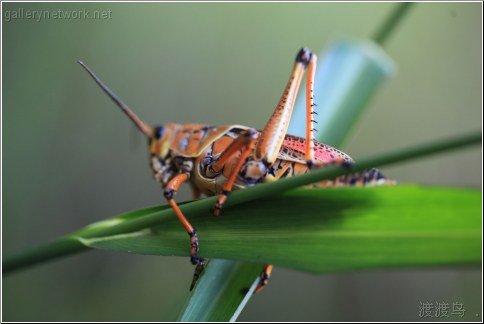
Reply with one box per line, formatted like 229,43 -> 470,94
373,2 -> 414,46
178,260 -> 261,322
229,275 -> 260,322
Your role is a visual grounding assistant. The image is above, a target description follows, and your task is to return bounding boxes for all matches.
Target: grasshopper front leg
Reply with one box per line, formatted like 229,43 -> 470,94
163,170 -> 206,291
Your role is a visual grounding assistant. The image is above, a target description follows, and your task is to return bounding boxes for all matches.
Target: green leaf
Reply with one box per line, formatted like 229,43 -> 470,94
4,133 -> 480,275
80,186 -> 481,272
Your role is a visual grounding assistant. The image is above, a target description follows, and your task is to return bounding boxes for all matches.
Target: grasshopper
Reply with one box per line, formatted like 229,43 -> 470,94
79,48 -> 391,292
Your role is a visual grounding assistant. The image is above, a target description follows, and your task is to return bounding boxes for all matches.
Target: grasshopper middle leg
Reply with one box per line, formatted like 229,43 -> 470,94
209,128 -> 259,216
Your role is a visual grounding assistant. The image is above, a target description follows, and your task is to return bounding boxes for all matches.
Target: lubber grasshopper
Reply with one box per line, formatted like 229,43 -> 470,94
79,48 -> 392,292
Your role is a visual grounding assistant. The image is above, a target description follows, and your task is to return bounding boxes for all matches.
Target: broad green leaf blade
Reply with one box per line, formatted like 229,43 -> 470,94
80,185 -> 481,272
178,260 -> 261,322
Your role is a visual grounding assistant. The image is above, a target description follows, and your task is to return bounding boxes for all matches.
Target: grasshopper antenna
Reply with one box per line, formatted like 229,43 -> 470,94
78,61 -> 153,137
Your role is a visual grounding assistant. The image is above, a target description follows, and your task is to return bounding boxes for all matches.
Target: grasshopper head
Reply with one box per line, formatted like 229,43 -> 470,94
149,124 -> 176,184
149,125 -> 171,160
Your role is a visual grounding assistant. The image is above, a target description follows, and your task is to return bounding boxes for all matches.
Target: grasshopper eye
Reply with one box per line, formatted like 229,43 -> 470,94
154,126 -> 165,140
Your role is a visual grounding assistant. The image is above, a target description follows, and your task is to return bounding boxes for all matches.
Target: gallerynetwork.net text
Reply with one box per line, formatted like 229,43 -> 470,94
4,8 -> 112,22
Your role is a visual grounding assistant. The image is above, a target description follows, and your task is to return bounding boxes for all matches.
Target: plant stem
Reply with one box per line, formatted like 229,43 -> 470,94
3,131 -> 481,275
3,238 -> 86,275
373,2 -> 414,47
3,211 -> 170,274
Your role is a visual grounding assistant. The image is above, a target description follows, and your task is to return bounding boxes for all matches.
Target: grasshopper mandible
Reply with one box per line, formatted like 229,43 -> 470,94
79,48 -> 391,292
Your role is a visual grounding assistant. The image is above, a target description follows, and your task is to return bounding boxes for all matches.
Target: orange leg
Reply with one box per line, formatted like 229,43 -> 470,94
211,132 -> 276,292
164,173 -> 205,290
211,129 -> 258,216
305,53 -> 318,168
255,264 -> 273,293
254,47 -> 318,168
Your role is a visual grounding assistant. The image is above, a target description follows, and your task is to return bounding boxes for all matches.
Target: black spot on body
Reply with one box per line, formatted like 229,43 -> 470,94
154,126 -> 165,139
268,166 -> 277,177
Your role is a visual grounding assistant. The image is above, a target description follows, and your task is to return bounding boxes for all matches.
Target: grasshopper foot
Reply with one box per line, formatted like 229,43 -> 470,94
189,257 -> 206,291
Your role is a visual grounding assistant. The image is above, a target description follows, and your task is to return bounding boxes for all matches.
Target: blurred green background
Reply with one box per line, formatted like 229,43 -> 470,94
2,2 -> 482,321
